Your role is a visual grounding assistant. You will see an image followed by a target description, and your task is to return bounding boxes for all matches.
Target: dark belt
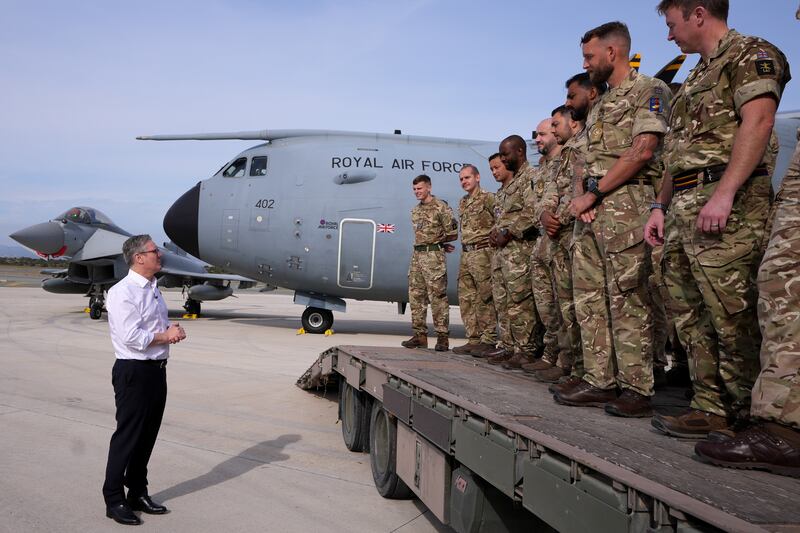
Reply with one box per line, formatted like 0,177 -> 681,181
673,164 -> 768,192
141,358 -> 168,368
414,243 -> 442,252
462,242 -> 491,252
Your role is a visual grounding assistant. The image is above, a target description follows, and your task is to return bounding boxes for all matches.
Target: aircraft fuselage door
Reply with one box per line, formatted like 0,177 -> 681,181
338,218 -> 375,290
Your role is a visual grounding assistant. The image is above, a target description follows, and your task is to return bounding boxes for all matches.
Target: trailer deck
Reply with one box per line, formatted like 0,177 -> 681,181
298,345 -> 800,532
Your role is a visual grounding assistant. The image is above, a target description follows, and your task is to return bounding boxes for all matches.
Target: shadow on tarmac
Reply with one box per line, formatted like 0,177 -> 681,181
152,434 -> 301,503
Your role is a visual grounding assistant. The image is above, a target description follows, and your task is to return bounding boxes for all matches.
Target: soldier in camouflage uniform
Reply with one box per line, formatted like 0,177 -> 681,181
487,154 -> 516,356
646,0 -> 791,439
486,135 -> 540,368
548,73 -> 609,395
530,106 -> 582,384
696,130 -> 800,477
524,117 -> 570,376
554,22 -> 671,418
453,164 -> 497,357
402,175 -> 458,352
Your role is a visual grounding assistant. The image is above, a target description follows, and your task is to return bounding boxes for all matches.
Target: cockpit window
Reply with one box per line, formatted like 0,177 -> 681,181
222,157 -> 247,178
56,207 -> 115,226
250,156 -> 268,176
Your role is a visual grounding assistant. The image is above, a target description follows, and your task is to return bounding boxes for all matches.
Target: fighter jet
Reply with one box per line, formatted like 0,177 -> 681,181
9,206 -> 256,319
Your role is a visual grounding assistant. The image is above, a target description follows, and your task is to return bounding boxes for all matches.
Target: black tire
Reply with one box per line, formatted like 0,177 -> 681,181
184,298 -> 201,315
339,379 -> 370,452
369,401 -> 413,499
89,303 -> 103,320
301,307 -> 333,334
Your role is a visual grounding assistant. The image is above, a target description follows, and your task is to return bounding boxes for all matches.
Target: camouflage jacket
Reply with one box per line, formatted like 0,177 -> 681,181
551,128 -> 588,224
532,156 -> 562,228
665,30 -> 790,177
459,188 -> 495,245
411,195 -> 458,246
586,69 -> 671,186
494,160 -> 536,239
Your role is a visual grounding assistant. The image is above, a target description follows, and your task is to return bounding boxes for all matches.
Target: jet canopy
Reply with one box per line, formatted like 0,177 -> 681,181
56,207 -> 116,227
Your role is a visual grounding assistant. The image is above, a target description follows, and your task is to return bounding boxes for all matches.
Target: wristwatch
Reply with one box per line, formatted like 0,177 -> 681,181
586,177 -> 604,201
650,202 -> 667,213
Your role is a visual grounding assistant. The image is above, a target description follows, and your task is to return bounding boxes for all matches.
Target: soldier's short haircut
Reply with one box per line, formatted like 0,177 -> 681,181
580,21 -> 631,52
461,164 -> 479,176
501,135 -> 526,152
656,0 -> 728,22
412,174 -> 431,185
122,234 -> 153,266
489,153 -> 501,162
564,72 -> 608,96
551,105 -> 570,118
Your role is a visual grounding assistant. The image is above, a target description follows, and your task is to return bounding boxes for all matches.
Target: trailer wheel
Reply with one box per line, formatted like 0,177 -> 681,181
339,378 -> 370,452
369,401 -> 413,499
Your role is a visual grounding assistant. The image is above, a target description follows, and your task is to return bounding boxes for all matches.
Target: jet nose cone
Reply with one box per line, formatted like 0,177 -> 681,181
164,181 -> 200,258
9,221 -> 65,254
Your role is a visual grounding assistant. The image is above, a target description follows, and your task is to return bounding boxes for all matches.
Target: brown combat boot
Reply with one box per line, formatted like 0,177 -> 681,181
452,342 -> 479,355
604,389 -> 653,418
553,380 -> 617,408
487,348 -> 513,365
535,365 -> 569,383
434,335 -> 449,352
548,375 -> 583,394
401,334 -> 427,349
501,352 -> 534,370
470,343 -> 496,358
694,423 -> 800,478
521,358 -> 554,374
651,409 -> 729,439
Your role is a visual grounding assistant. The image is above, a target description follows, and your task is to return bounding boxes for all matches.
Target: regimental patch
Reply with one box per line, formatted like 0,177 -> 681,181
535,180 -> 545,194
590,125 -> 602,142
654,86 -> 663,95
649,96 -> 662,113
755,59 -> 775,76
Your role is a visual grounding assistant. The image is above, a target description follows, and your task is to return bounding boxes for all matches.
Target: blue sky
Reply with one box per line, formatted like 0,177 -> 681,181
1,0 -> 798,248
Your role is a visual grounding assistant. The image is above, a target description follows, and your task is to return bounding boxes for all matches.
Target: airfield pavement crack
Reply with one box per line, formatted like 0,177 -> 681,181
388,511 -> 428,532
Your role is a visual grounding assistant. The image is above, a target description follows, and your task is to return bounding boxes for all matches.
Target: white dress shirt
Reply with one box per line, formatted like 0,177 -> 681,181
106,269 -> 170,360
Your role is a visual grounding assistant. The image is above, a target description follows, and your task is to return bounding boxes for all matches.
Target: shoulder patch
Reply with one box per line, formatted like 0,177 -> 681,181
755,59 -> 775,76
649,96 -> 662,113
756,49 -> 770,60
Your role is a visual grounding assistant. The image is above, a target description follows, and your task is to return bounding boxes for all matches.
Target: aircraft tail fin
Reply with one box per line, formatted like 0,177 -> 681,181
655,54 -> 687,84
629,53 -> 641,71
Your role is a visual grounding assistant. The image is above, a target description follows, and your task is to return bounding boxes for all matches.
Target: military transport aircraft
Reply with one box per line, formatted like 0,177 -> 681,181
9,207 -> 255,319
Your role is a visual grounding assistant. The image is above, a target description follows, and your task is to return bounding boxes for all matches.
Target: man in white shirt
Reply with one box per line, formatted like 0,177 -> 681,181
102,234 -> 186,525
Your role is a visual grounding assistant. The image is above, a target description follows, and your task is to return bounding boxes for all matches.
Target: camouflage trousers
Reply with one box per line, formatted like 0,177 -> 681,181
531,236 -> 567,364
648,243 -> 670,369
663,175 -> 770,418
492,252 -> 512,350
493,239 -> 541,354
552,229 -> 581,371
458,247 -> 497,345
572,184 -> 655,396
408,250 -> 449,336
752,139 -> 800,428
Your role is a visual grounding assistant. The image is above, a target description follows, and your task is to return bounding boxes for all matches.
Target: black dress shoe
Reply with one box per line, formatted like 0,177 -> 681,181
127,495 -> 169,515
106,503 -> 142,525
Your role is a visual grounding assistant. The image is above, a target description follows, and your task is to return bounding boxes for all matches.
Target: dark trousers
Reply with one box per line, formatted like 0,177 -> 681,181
102,359 -> 167,506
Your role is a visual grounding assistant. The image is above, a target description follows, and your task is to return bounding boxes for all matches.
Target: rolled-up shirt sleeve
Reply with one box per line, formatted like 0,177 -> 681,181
110,294 -> 154,351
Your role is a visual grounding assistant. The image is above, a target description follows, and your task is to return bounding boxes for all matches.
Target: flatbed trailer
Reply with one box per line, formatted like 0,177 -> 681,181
297,345 -> 800,533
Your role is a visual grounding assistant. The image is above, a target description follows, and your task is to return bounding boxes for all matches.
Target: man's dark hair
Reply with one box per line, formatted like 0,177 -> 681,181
489,153 -> 501,162
656,0 -> 728,22
565,72 -> 608,96
580,21 -> 631,51
122,234 -> 153,267
500,135 -> 526,152
412,174 -> 431,185
551,105 -> 570,118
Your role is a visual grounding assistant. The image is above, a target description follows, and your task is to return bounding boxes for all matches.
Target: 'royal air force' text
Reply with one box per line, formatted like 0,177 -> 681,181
331,156 -> 467,173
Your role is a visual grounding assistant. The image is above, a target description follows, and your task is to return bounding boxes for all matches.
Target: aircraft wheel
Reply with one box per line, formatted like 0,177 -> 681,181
89,303 -> 103,320
301,307 -> 333,334
339,378 -> 370,452
369,401 -> 413,499
184,298 -> 201,315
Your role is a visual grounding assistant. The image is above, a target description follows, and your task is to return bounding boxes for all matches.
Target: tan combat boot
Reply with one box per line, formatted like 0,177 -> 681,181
401,334 -> 427,349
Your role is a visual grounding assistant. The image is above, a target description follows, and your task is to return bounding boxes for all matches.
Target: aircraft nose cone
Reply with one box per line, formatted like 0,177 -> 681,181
9,221 -> 65,254
164,181 -> 200,258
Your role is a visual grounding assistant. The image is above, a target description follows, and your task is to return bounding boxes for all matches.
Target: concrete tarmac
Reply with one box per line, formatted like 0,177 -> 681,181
0,287 -> 463,532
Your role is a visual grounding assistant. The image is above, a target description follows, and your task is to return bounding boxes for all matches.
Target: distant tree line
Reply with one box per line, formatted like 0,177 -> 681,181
0,257 -> 68,267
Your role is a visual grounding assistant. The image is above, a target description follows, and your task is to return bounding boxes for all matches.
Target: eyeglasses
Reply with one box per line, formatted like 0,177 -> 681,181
138,248 -> 161,256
